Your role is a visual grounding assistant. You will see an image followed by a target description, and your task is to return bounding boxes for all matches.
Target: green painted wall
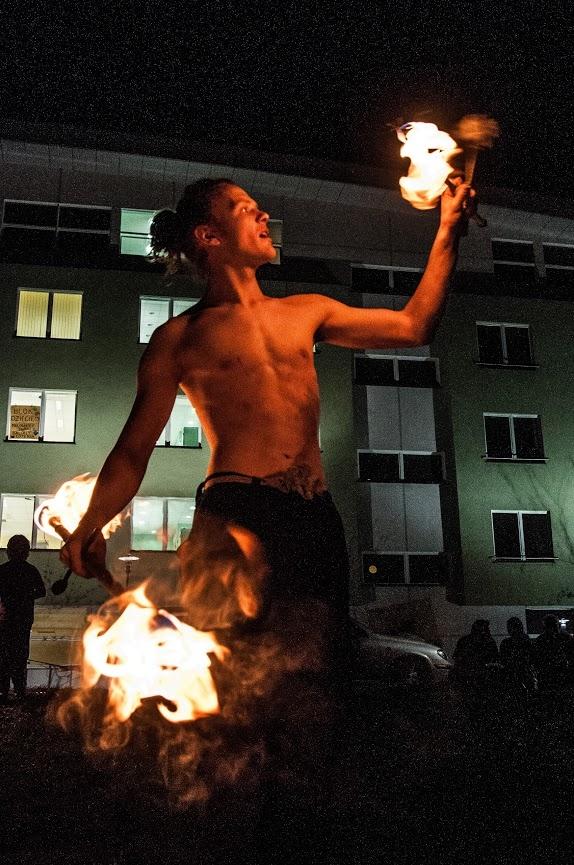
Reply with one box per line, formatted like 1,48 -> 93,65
433,291 -> 574,605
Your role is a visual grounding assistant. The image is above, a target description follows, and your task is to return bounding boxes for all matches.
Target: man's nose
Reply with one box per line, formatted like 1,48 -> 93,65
257,210 -> 269,224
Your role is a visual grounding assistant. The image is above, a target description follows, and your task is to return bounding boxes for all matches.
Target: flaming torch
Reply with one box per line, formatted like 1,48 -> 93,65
34,473 -> 124,595
453,113 -> 500,186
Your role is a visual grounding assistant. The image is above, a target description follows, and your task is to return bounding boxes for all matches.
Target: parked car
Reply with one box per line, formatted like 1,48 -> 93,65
350,617 -> 452,688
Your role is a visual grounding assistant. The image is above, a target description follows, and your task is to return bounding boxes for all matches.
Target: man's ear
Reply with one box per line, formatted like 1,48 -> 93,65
193,224 -> 221,248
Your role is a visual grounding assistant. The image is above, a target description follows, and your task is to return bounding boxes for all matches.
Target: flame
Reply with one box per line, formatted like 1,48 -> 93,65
397,122 -> 460,210
34,473 -> 122,540
82,583 -> 227,723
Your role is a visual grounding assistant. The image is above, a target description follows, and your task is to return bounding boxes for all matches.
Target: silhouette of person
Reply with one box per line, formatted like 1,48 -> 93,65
533,614 -> 573,690
452,619 -> 499,688
0,535 -> 46,704
499,616 -> 536,694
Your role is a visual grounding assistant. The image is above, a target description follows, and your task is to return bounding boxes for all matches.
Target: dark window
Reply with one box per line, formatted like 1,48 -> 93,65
58,207 -> 111,231
402,453 -> 444,483
484,416 -> 513,458
494,263 -> 537,283
397,359 -> 439,387
522,513 -> 554,559
363,553 -> 405,585
409,554 -> 447,585
392,270 -> 421,293
358,452 -> 400,483
351,268 -> 390,293
544,268 -> 574,289
477,325 -> 504,364
492,512 -> 521,558
0,227 -> 56,254
57,232 -> 110,255
492,240 -> 534,263
543,244 -> 574,267
504,326 -> 533,365
3,201 -> 58,227
355,356 -> 395,386
513,417 -> 544,459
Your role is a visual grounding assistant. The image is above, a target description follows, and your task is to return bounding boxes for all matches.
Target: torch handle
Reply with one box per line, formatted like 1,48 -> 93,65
50,519 -> 124,597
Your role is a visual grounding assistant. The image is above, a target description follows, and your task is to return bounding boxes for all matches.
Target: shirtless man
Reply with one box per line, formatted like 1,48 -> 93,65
61,176 -> 471,650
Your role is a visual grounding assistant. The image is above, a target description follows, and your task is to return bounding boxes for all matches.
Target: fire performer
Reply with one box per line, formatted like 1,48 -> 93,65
60,175 -> 472,853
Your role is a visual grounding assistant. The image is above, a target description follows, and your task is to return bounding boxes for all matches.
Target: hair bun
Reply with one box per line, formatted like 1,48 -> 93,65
149,209 -> 184,256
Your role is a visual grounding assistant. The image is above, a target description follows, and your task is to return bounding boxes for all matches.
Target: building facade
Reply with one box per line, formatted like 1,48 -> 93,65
1,124 -> 573,643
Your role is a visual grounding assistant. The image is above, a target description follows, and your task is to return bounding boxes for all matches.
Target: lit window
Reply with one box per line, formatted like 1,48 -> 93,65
492,511 -> 554,561
156,394 -> 202,447
16,289 -> 82,339
120,209 -> 155,256
483,414 -> 545,460
6,389 -> 77,442
139,296 -> 200,343
131,497 -> 195,551
267,219 -> 282,265
0,493 -> 61,549
354,355 -> 440,388
476,323 -> 534,366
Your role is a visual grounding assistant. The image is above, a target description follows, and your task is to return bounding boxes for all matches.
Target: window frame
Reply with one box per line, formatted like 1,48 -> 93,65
475,322 -> 536,368
362,550 -> 447,586
0,492 -> 63,550
130,495 -> 196,552
354,353 -> 441,387
2,199 -> 111,238
350,264 -> 423,293
491,509 -> 555,562
5,387 -> 78,443
138,295 -> 200,344
483,413 -> 546,462
357,449 -> 445,483
15,288 -> 83,340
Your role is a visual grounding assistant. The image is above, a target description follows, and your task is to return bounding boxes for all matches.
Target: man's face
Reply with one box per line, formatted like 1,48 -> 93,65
197,185 -> 277,269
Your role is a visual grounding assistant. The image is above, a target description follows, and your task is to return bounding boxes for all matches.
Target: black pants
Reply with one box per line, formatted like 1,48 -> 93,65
0,621 -> 31,697
179,483 -> 352,863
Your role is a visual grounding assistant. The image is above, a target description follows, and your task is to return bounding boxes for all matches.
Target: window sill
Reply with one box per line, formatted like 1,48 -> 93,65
357,478 -> 444,484
482,456 -> 547,463
4,438 -> 76,444
155,444 -> 202,450
474,361 -> 539,370
491,557 -> 557,563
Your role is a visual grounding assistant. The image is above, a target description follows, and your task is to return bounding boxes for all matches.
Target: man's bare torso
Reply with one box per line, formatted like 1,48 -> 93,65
171,294 -> 326,493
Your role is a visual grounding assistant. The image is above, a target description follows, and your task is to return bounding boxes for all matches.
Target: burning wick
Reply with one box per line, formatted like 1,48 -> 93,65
397,122 -> 460,210
83,584 -> 228,723
34,473 -> 124,595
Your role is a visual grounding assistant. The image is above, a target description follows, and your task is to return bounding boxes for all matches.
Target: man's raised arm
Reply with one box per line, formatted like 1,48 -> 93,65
60,322 -> 181,577
315,181 -> 472,349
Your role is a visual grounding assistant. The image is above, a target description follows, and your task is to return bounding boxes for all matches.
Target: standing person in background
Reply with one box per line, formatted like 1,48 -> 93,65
0,535 -> 46,705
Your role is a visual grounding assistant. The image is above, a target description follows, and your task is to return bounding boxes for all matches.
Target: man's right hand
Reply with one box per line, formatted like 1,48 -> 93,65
60,529 -> 107,579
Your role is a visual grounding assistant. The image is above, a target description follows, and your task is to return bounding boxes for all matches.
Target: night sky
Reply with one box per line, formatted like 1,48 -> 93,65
1,0 -> 572,198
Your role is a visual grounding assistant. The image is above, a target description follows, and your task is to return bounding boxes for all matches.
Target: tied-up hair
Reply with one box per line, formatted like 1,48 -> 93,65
149,177 -> 233,276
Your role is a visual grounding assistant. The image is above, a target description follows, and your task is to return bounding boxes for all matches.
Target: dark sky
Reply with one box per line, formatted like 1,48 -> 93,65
1,0 -> 573,197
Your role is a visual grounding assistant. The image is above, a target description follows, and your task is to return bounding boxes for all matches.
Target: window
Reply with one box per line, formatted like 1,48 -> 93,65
1,200 -> 111,253
351,266 -> 422,294
491,511 -> 554,561
139,296 -> 200,343
131,497 -> 195,551
484,414 -> 545,460
492,239 -> 537,286
363,551 -> 447,585
267,219 -> 282,265
16,289 -> 82,339
6,389 -> 77,442
156,394 -> 202,447
476,323 -> 534,366
0,493 -> 61,549
358,451 -> 444,483
354,355 -> 440,387
543,243 -> 574,290
120,209 -> 154,256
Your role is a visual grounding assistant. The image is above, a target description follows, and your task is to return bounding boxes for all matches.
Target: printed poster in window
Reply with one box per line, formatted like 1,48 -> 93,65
10,405 -> 40,439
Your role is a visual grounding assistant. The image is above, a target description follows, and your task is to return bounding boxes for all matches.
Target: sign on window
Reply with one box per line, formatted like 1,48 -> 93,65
10,404 -> 40,439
